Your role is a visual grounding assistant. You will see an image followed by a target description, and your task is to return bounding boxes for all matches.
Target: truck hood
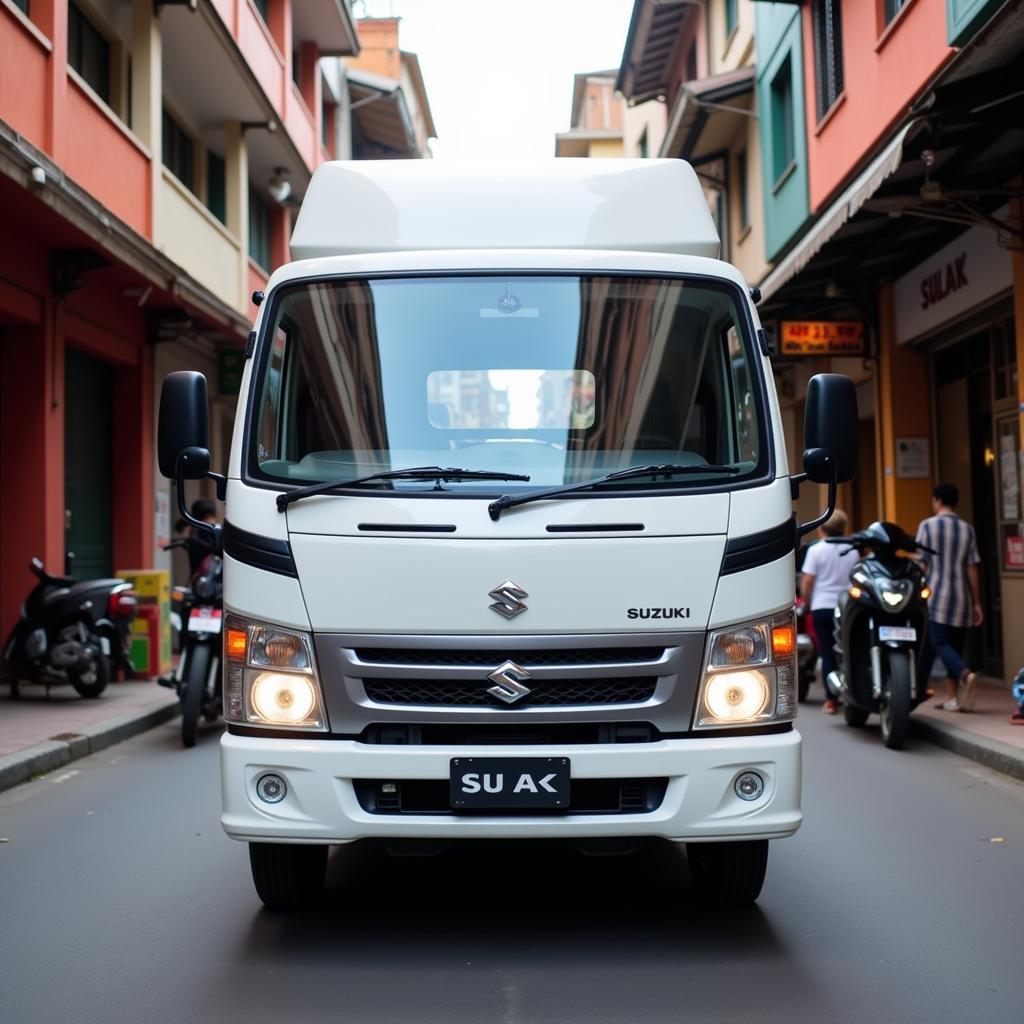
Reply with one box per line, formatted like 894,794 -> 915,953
285,493 -> 728,634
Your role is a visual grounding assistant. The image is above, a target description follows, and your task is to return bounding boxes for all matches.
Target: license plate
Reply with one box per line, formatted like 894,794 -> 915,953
188,608 -> 222,633
450,757 -> 570,810
878,626 -> 916,642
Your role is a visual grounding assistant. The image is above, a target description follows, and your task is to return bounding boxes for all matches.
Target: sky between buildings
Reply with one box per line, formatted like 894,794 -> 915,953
356,0 -> 636,158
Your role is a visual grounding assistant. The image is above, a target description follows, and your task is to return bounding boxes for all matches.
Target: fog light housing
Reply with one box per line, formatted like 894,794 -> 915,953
734,771 -> 765,802
256,773 -> 287,804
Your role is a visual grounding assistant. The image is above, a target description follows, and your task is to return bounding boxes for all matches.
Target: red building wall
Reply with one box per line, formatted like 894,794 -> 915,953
802,0 -> 954,211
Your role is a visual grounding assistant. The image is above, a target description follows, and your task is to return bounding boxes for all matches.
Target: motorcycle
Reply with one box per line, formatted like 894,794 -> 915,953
2,558 -> 137,698
825,521 -> 934,750
159,539 -> 223,747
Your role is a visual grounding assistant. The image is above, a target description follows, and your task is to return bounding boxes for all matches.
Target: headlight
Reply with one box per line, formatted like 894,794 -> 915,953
874,579 -> 913,612
223,614 -> 327,731
695,612 -> 796,729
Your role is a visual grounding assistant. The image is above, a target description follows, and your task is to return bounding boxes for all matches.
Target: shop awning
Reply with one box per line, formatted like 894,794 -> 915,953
658,66 -> 756,162
348,69 -> 418,159
758,120 -> 922,302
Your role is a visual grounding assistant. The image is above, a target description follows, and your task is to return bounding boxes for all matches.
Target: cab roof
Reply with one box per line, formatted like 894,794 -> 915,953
289,159 -> 720,261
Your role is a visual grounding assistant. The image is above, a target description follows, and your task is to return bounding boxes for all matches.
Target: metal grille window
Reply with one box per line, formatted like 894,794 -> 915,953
68,2 -> 111,105
884,0 -> 908,23
769,58 -> 795,185
162,110 -> 195,192
812,0 -> 844,120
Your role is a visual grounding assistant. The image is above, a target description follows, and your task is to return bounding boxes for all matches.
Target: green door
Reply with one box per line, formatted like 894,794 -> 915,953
64,348 -> 113,580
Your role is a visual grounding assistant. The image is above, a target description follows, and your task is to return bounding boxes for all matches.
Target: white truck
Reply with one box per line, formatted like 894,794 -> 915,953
157,159 -> 857,908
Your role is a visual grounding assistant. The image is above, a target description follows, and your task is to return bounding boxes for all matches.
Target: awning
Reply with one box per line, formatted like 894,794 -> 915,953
658,66 -> 755,162
554,129 -> 624,158
348,69 -> 418,159
759,120 -> 922,301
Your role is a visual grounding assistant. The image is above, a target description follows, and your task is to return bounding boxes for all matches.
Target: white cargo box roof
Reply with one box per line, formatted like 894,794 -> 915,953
289,159 -> 720,261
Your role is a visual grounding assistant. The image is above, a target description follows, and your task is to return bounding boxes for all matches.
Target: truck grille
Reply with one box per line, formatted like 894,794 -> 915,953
362,677 -> 658,708
354,646 -> 665,668
354,777 -> 668,815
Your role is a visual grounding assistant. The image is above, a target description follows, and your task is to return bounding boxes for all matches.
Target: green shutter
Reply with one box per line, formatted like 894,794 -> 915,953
207,151 -> 226,224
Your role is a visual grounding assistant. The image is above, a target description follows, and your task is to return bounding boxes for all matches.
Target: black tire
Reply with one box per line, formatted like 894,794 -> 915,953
842,702 -> 869,728
181,643 -> 211,749
686,840 -> 768,907
249,843 -> 328,910
70,649 -> 110,698
879,649 -> 912,750
202,656 -> 222,722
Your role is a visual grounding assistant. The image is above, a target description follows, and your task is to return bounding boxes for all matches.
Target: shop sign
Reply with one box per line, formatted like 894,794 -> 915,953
895,437 -> 930,479
894,211 -> 1012,345
779,321 -> 865,356
1006,536 -> 1024,571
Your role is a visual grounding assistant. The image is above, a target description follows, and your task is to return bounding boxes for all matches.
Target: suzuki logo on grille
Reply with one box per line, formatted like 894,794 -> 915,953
488,579 -> 528,619
486,660 -> 532,704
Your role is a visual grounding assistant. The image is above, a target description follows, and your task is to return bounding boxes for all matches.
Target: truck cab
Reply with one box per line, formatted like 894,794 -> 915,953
158,159 -> 857,908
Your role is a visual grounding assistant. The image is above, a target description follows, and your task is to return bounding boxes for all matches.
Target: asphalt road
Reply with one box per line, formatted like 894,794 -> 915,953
1,706 -> 1021,1024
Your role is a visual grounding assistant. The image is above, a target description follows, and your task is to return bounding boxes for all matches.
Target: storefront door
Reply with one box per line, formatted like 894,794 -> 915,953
64,348 -> 113,580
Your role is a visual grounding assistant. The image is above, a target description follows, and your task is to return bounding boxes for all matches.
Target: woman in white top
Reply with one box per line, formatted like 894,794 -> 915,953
800,510 -> 859,713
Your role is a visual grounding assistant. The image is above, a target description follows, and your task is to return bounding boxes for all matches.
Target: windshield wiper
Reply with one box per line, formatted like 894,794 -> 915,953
277,466 -> 531,512
487,463 -> 742,521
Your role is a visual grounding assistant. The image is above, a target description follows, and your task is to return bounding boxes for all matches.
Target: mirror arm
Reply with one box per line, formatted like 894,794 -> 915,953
797,460 -> 838,539
173,451 -> 223,554
789,472 -> 807,500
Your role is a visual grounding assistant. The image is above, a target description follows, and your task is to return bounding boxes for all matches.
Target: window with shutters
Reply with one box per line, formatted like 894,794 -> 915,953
769,58 -> 795,185
883,0 -> 908,24
812,0 -> 844,121
162,110 -> 195,192
68,2 -> 111,105
249,188 -> 272,270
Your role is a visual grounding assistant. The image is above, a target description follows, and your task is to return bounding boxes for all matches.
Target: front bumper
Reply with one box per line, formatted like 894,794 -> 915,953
221,729 -> 802,843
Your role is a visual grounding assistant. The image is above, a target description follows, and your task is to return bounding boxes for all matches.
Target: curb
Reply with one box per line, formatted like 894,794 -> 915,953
911,716 -> 1024,783
0,697 -> 180,795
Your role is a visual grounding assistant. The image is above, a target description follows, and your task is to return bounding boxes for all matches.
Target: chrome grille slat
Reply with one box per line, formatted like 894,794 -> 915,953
363,677 -> 658,707
353,646 -> 666,668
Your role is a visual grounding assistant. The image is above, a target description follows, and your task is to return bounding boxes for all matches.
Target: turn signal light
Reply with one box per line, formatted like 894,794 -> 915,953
771,625 -> 795,658
921,586 -> 932,600
226,628 -> 248,661
849,585 -> 863,599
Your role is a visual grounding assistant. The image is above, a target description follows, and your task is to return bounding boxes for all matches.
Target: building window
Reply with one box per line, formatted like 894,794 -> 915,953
769,58 -> 795,185
206,151 -> 226,224
686,39 -> 698,82
68,2 -> 111,105
812,0 -> 844,120
725,0 -> 739,38
251,0 -> 268,22
249,188 -> 272,270
12,0 -> 30,14
162,110 -> 195,192
883,0 -> 908,23
736,150 -> 749,231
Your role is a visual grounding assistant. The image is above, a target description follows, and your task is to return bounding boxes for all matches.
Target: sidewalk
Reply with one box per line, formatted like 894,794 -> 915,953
0,678 -> 179,793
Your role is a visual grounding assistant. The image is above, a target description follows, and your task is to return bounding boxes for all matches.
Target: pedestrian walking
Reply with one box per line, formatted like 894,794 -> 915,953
915,483 -> 982,712
799,509 -> 858,714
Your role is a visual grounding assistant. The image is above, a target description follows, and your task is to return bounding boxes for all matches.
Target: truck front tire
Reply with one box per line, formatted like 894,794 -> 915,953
249,843 -> 328,910
686,840 -> 768,906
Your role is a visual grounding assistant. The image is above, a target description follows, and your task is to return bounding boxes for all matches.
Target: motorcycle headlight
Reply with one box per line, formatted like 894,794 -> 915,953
695,611 -> 796,729
873,579 -> 913,613
222,614 -> 326,731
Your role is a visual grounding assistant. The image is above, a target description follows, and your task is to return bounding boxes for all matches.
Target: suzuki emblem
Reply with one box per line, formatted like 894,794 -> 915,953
488,579 -> 528,619
486,660 -> 532,704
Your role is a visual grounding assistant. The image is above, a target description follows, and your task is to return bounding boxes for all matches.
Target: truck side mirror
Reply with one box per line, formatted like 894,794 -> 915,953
803,373 -> 858,483
158,372 -> 209,479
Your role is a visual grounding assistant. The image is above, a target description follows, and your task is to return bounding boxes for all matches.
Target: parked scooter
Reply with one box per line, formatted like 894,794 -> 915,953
825,521 -> 934,749
2,558 -> 137,698
159,540 -> 223,747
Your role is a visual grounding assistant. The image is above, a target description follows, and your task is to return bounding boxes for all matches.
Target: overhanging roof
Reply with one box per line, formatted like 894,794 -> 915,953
759,122 -> 920,301
659,65 -> 755,161
569,69 -> 618,126
400,51 -> 437,140
292,0 -> 360,57
348,69 -> 418,158
617,0 -> 698,103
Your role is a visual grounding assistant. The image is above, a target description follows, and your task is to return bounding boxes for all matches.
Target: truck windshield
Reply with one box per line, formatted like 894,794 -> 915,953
250,275 -> 765,492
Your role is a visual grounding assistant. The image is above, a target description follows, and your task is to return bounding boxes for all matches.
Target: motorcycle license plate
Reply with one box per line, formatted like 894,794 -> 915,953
188,608 -> 222,633
878,626 -> 916,642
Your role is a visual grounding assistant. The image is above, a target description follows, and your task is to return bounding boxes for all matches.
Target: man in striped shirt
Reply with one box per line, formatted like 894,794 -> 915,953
916,483 -> 983,712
